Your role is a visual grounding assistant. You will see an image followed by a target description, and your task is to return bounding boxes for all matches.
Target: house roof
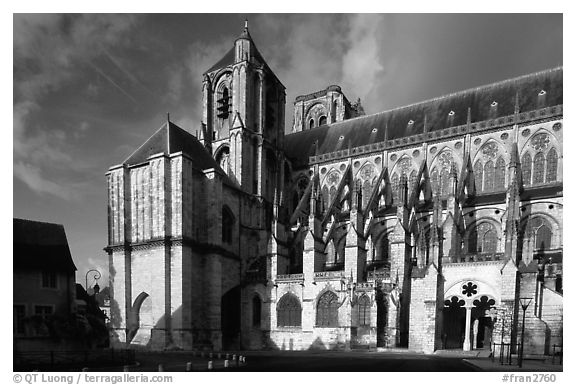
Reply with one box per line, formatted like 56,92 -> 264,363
284,67 -> 562,168
13,218 -> 77,272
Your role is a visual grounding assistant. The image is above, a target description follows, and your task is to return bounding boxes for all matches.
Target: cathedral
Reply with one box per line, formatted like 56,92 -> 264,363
105,23 -> 563,355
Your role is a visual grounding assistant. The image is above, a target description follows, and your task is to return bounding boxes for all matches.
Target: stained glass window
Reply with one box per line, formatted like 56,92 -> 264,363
277,294 -> 301,327
546,148 -> 558,183
391,173 -> 399,204
468,222 -> 498,253
316,291 -> 339,327
440,168 -> 450,196
474,160 -> 484,193
329,186 -> 337,207
533,152 -> 545,184
521,153 -> 532,186
431,168 -> 439,196
357,295 -> 371,326
409,170 -> 417,200
377,234 -> 390,263
484,160 -> 495,192
494,157 -> 506,191
535,225 -> 552,251
362,179 -> 372,210
222,206 -> 234,244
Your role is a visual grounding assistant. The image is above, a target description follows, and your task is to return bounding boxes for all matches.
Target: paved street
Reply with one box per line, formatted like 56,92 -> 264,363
133,350 -> 476,372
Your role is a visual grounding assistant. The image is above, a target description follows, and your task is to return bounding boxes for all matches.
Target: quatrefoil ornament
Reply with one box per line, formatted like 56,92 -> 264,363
462,282 -> 478,297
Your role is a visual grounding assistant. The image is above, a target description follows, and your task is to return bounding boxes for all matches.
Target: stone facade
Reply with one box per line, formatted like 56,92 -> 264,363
106,23 -> 563,356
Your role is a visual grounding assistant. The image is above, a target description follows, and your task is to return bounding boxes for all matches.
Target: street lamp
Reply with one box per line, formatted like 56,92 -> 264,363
518,297 -> 532,368
85,269 -> 101,296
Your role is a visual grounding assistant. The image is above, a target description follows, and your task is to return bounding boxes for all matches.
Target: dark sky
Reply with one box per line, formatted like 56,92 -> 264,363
13,14 -> 562,285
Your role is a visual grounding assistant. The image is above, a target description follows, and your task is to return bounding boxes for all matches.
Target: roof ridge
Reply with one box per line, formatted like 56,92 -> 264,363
288,66 -> 563,134
121,122 -> 169,165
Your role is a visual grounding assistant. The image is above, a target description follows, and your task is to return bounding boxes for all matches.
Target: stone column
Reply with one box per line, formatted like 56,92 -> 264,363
463,305 -> 472,351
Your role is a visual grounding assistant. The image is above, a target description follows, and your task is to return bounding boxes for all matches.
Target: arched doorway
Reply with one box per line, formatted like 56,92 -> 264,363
221,286 -> 241,350
443,296 -> 466,349
471,295 -> 496,349
375,288 -> 387,347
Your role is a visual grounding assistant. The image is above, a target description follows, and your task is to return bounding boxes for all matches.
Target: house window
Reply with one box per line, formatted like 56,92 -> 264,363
35,305 -> 53,319
13,305 -> 25,335
42,271 -> 57,288
357,295 -> 371,326
316,291 -> 339,327
277,293 -> 301,327
252,295 -> 262,327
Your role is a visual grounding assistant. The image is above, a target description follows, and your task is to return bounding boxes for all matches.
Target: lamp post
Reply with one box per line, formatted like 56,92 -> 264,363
85,269 -> 101,296
518,297 -> 532,368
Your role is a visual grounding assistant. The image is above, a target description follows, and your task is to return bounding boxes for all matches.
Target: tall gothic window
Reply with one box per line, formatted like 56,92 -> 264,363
409,170 -> 418,200
277,294 -> 301,327
440,168 -> 450,196
494,157 -> 506,191
329,186 -> 337,207
546,148 -> 558,183
526,217 -> 553,251
222,206 -> 234,244
252,295 -> 262,327
474,160 -> 484,193
357,295 -> 371,326
533,152 -> 545,184
316,291 -> 339,327
468,222 -> 498,254
521,152 -> 532,186
484,160 -> 495,192
391,173 -> 399,204
309,119 -> 315,129
430,168 -> 439,195
362,179 -> 371,210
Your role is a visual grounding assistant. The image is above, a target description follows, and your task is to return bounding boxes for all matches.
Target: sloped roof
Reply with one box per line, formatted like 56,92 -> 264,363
124,121 -> 216,169
205,47 -> 235,74
13,218 -> 77,272
284,67 -> 562,167
123,121 -> 235,184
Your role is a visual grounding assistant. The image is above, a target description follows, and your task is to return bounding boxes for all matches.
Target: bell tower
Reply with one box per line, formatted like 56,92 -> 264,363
200,21 -> 286,201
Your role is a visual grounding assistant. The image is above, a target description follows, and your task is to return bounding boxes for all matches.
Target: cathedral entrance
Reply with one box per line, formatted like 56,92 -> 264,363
442,296 -> 466,349
221,286 -> 241,350
471,295 -> 496,349
375,288 -> 387,347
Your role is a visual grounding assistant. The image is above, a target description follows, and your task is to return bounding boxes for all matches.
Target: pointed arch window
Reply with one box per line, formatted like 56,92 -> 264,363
277,293 -> 302,327
546,148 -> 558,183
468,222 -> 498,254
357,295 -> 371,326
521,153 -> 532,186
222,206 -> 235,244
430,168 -> 439,196
484,160 -> 495,192
376,234 -> 390,264
391,173 -> 399,204
329,186 -> 337,207
319,116 -> 327,126
217,86 -> 231,119
252,295 -> 262,327
440,168 -> 450,196
316,291 -> 339,327
362,179 -> 372,210
494,157 -> 506,191
533,152 -> 545,184
473,160 -> 484,193
417,227 -> 431,265
409,170 -> 417,200
526,217 -> 553,252
309,119 -> 315,129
